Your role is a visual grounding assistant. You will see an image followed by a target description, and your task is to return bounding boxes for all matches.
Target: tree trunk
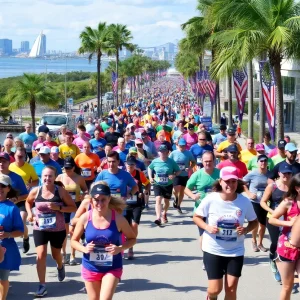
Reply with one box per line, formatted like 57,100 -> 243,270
30,100 -> 36,133
116,50 -> 119,107
213,97 -> 217,124
217,82 -> 221,123
130,78 -> 133,98
259,87 -> 265,142
228,75 -> 233,127
97,52 -> 101,118
248,61 -> 254,138
273,61 -> 284,141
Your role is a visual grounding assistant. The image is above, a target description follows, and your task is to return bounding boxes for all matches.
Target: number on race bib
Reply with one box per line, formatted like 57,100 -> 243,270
39,213 -> 57,230
156,174 -> 169,185
81,168 -> 92,178
69,192 -> 76,201
178,163 -> 185,171
216,221 -> 238,242
89,246 -> 113,266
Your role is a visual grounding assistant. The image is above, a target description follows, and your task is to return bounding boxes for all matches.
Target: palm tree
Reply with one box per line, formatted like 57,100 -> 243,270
107,24 -> 135,107
6,73 -> 55,132
207,0 -> 300,140
78,22 -> 111,117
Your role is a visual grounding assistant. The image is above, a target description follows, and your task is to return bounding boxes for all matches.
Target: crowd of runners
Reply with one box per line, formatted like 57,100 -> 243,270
0,76 -> 299,300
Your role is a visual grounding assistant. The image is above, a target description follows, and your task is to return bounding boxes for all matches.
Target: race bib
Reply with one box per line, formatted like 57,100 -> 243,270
156,173 -> 168,185
25,144 -> 31,151
256,188 -> 265,201
39,213 -> 56,230
204,187 -> 213,194
69,192 -> 76,201
112,192 -> 121,198
197,156 -> 202,164
126,195 -> 138,205
89,246 -> 113,266
81,168 -> 92,178
178,163 -> 185,171
216,221 -> 238,242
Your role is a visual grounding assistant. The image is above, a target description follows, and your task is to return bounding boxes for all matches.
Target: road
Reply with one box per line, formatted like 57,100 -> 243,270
8,194 -> 297,300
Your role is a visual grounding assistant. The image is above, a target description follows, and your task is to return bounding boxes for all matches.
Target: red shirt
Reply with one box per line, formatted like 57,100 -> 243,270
217,159 -> 248,178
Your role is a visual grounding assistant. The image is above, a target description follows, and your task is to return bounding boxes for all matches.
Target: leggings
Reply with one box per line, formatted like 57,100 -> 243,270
266,220 -> 280,260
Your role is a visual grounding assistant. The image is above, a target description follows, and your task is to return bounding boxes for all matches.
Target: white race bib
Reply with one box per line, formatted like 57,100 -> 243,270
216,221 -> 238,242
25,144 -> 31,151
112,193 -> 121,198
256,188 -> 265,201
178,163 -> 185,171
81,168 -> 92,178
69,192 -> 76,201
90,246 -> 113,266
197,157 -> 202,164
39,213 -> 56,230
126,195 -> 138,205
156,173 -> 168,185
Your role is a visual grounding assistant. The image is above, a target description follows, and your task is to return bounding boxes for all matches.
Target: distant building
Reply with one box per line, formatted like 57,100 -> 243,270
29,32 -> 46,57
0,39 -> 12,55
21,41 -> 30,52
164,42 -> 175,54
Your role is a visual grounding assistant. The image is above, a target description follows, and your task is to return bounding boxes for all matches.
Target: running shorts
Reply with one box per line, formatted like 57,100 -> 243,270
252,202 -> 267,226
64,201 -> 81,224
81,266 -> 122,282
16,201 -> 26,212
203,251 -> 244,279
33,230 -> 66,249
124,207 -> 142,225
173,176 -> 189,187
153,184 -> 173,199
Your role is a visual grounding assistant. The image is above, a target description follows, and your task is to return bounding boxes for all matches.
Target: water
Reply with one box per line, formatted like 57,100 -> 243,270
0,57 -> 109,78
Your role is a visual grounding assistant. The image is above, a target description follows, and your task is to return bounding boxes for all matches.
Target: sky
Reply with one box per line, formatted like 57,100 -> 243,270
0,0 -> 198,51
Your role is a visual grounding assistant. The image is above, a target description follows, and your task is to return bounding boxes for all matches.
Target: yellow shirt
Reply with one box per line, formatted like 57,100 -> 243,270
217,140 -> 242,161
59,144 -> 80,159
240,149 -> 257,165
9,162 -> 38,185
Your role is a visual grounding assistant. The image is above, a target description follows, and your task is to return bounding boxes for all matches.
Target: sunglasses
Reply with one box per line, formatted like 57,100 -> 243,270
198,139 -> 206,141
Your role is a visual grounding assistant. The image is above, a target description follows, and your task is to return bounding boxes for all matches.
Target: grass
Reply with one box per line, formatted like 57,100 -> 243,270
241,120 -> 260,143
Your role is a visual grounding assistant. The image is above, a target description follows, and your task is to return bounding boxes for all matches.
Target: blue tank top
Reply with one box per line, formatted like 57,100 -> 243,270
82,209 -> 122,272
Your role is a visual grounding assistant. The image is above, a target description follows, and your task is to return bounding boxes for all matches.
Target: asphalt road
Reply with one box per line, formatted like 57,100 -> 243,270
8,194 -> 298,300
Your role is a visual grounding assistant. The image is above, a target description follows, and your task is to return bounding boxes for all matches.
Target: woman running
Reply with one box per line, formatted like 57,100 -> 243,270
56,157 -> 88,265
193,166 -> 258,300
71,181 -> 136,300
269,173 -> 300,300
26,166 -> 77,297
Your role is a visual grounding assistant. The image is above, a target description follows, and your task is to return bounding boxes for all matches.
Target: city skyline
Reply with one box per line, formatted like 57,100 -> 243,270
0,0 -> 197,51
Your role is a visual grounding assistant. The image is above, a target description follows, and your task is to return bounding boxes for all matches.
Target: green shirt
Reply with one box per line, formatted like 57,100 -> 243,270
272,154 -> 285,165
100,122 -> 110,132
247,156 -> 274,171
149,157 -> 180,186
156,125 -> 172,133
186,168 -> 220,211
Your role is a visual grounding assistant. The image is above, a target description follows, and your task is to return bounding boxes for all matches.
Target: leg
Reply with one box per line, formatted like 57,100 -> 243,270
155,196 -> 162,220
266,222 -> 280,260
0,280 -> 9,300
20,211 -> 28,239
36,245 -> 48,284
99,273 -> 119,300
144,184 -> 150,205
173,185 -> 180,206
178,186 -> 185,207
224,274 -> 239,300
163,198 -> 170,214
207,279 -> 223,299
131,222 -> 138,237
62,223 -> 69,256
51,246 -> 63,269
85,281 -> 101,300
277,260 -> 296,300
257,224 -> 266,247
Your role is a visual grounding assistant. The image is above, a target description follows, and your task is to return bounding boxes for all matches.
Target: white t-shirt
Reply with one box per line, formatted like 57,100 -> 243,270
195,192 -> 257,257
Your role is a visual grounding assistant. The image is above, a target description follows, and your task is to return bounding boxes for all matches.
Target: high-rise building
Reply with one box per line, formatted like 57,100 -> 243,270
0,39 -> 12,55
165,42 -> 175,54
29,32 -> 46,57
21,41 -> 30,52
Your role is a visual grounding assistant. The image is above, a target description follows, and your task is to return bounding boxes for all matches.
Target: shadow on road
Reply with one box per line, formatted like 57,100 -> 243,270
244,255 -> 269,266
138,237 -> 196,243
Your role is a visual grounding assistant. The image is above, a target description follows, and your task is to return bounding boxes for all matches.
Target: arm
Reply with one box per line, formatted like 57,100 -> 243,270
193,214 -> 218,234
290,216 -> 300,248
260,184 -> 274,214
71,198 -> 91,227
52,187 -> 76,213
25,187 -> 39,222
184,187 -> 200,201
269,199 -> 294,227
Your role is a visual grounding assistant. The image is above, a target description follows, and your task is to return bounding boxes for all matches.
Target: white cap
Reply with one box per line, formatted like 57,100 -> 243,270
39,146 -> 51,154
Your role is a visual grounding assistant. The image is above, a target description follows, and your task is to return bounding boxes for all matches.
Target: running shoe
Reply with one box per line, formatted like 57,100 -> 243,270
162,213 -> 168,223
269,259 -> 277,274
145,204 -> 149,210
69,258 -> 78,266
202,264 -> 206,270
292,283 -> 299,294
177,206 -> 183,214
35,285 -> 47,297
252,242 -> 259,252
154,219 -> 161,226
22,237 -> 30,254
173,200 -> 178,209
57,265 -> 65,282
273,270 -> 281,283
258,245 -> 269,252
127,248 -> 134,260
62,254 -> 69,265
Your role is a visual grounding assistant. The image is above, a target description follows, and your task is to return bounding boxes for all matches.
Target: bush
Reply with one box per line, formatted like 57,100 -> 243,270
228,100 -> 260,116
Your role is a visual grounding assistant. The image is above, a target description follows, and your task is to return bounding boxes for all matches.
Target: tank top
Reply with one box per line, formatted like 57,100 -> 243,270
277,200 -> 300,260
65,183 -> 81,202
82,210 -> 122,272
267,183 -> 285,218
34,186 -> 65,232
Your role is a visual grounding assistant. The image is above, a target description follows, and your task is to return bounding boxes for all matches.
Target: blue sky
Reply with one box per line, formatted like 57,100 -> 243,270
0,0 -> 198,51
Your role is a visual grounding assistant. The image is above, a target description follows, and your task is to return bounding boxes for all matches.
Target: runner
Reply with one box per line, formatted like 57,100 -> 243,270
115,138 -> 129,163
26,166 -> 77,297
90,129 -> 107,158
263,131 -> 276,155
182,123 -> 198,150
56,157 -> 88,265
2,138 -> 15,163
73,125 -> 90,152
148,144 -> 181,225
44,132 -> 58,148
169,138 -> 195,213
247,143 -> 274,171
59,131 -> 80,159
212,125 -> 227,146
70,181 -> 136,300
57,125 -> 67,145
193,166 -> 258,300
50,146 -> 65,168
240,138 -> 257,165
18,123 -> 37,160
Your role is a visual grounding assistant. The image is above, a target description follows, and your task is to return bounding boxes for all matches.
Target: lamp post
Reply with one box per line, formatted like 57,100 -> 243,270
64,54 -> 67,112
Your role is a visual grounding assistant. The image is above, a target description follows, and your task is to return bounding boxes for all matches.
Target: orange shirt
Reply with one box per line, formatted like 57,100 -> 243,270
74,152 -> 101,181
130,170 -> 150,186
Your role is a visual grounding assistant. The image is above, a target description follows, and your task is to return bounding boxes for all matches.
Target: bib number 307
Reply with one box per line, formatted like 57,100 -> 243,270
89,247 -> 113,266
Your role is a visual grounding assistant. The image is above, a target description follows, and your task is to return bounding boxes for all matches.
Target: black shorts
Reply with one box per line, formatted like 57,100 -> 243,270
124,207 -> 142,225
197,217 -> 206,236
64,201 -> 81,224
16,201 -> 26,212
203,251 -> 244,280
153,184 -> 173,199
252,202 -> 267,226
33,230 -> 66,249
173,176 -> 189,187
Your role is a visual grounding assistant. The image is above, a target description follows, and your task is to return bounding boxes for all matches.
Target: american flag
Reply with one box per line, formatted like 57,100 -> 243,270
233,68 -> 248,123
196,71 -> 204,98
206,73 -> 217,105
111,72 -> 118,96
259,61 -> 276,140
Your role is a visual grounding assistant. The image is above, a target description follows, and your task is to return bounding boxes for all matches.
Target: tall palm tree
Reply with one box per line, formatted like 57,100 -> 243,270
6,73 -> 55,132
207,0 -> 300,140
78,22 -> 111,117
107,24 -> 135,107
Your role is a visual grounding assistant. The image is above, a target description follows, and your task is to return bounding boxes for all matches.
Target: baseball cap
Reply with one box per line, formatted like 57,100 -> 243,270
279,162 -> 293,174
126,156 -> 137,165
227,144 -> 239,153
39,146 -> 50,154
35,143 -> 44,150
158,144 -> 168,152
257,154 -> 268,162
220,166 -> 239,181
285,143 -> 297,152
129,147 -> 137,154
277,139 -> 287,149
219,124 -> 227,130
90,183 -> 111,197
0,152 -> 10,161
188,124 -> 195,130
38,132 -> 46,138
0,174 -> 11,186
178,138 -> 187,146
64,157 -> 76,169
227,128 -> 236,135
51,146 -> 59,154
255,143 -> 265,151
135,138 -> 143,145
172,131 -> 183,142
6,133 -> 13,139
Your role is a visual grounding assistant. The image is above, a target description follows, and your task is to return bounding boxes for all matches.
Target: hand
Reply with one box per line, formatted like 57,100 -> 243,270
193,193 -> 200,201
138,193 -> 143,198
0,232 -> 9,240
168,174 -> 175,180
288,217 -> 297,227
236,226 -> 247,235
247,192 -> 257,200
97,166 -> 102,173
47,203 -> 60,210
69,225 -> 75,235
27,214 -> 34,222
85,241 -> 95,254
105,244 -> 122,255
10,197 -> 18,203
205,225 -> 218,234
